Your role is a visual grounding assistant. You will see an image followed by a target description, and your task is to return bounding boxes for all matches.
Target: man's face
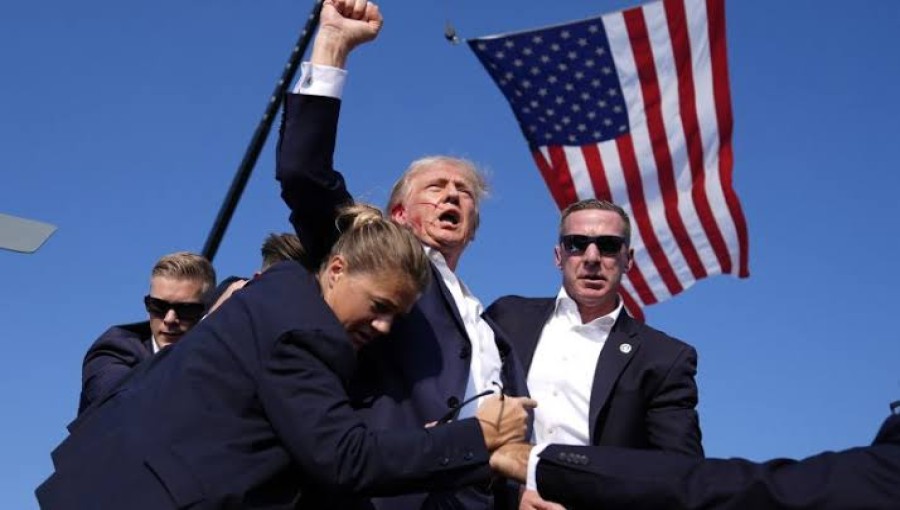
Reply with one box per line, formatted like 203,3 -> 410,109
391,162 -> 478,262
555,209 -> 633,319
146,276 -> 206,348
321,257 -> 419,351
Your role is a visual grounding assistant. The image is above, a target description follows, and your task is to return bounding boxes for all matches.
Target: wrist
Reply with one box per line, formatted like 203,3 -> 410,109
310,29 -> 351,68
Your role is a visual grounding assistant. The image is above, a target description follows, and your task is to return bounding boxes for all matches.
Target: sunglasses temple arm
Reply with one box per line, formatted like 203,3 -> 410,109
436,388 -> 496,424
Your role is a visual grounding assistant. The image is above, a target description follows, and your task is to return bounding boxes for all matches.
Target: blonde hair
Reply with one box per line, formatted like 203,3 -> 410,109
151,252 -> 216,294
260,233 -> 306,271
327,204 -> 431,293
386,156 -> 488,233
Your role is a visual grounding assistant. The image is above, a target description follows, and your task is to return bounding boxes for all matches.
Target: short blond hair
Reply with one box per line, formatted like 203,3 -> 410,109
328,204 -> 431,293
260,233 -> 305,271
151,252 -> 216,294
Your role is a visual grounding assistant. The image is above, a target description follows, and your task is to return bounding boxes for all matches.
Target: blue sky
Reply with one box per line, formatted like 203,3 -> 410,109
3,1 -> 899,507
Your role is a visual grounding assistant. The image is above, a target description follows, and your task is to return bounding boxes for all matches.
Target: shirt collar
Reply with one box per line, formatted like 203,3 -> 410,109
553,287 -> 623,331
424,245 -> 448,272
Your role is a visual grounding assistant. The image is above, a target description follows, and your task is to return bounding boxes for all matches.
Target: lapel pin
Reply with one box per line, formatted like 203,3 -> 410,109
619,343 -> 632,354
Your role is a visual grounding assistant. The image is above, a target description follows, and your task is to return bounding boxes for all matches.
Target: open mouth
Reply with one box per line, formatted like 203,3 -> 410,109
438,210 -> 461,226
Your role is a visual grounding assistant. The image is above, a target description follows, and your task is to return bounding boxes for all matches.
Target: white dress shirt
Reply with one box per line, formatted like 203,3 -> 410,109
426,247 -> 503,418
292,62 -> 347,98
528,288 -> 623,445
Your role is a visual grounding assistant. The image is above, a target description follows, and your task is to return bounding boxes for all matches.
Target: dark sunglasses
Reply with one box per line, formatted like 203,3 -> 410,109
144,295 -> 206,322
559,234 -> 627,256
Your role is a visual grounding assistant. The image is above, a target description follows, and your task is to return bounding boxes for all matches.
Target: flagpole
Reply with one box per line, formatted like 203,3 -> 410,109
201,0 -> 324,262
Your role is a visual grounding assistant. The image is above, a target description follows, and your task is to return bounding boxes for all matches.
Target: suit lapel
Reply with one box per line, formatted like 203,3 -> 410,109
588,313 -> 641,444
432,264 -> 468,338
521,300 -> 556,376
395,264 -> 469,409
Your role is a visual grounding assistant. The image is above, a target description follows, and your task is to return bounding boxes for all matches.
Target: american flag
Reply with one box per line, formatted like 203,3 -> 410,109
469,0 -> 749,318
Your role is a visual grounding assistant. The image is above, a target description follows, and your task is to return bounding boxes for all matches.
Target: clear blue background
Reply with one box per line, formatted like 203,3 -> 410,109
2,1 -> 899,507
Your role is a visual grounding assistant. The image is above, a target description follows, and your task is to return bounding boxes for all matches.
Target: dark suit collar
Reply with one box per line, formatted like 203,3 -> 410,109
116,320 -> 151,338
588,312 -> 642,443
430,263 -> 469,339
113,321 -> 153,357
519,300 -> 556,376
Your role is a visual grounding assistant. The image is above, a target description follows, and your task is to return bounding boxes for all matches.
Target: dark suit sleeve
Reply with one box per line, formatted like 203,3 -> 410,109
537,426 -> 900,510
645,344 -> 703,456
79,329 -> 147,414
276,93 -> 353,268
257,329 -> 491,496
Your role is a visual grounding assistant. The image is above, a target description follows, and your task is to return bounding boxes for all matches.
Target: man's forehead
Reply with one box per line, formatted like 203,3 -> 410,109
150,275 -> 204,290
410,163 -> 475,185
563,209 -> 625,232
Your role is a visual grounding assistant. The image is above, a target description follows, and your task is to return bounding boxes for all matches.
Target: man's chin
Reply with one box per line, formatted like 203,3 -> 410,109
159,332 -> 184,344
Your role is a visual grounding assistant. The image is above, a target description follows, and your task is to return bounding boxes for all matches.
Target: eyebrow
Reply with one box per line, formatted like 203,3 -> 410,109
373,296 -> 402,313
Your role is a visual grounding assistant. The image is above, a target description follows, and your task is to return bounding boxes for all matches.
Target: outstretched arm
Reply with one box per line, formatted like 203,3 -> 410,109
275,0 -> 383,268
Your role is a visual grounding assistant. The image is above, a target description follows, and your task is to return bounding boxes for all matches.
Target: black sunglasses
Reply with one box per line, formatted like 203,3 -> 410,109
144,295 -> 206,322
559,234 -> 627,256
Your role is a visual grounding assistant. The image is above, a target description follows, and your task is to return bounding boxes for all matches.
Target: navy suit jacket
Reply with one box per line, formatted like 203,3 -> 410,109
78,321 -> 152,414
485,296 -> 702,456
536,411 -> 900,509
37,262 -> 491,509
276,93 -> 528,509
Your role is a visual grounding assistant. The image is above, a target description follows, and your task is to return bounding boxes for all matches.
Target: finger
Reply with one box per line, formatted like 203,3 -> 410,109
365,2 -> 383,25
520,397 -> 538,409
349,0 -> 368,19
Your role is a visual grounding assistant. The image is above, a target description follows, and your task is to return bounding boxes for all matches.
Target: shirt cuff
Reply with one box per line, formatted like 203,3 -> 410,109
292,62 -> 347,98
526,443 -> 549,491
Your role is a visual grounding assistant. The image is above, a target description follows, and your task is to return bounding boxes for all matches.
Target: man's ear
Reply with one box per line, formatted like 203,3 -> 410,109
625,247 -> 635,272
390,204 -> 407,225
554,245 -> 563,269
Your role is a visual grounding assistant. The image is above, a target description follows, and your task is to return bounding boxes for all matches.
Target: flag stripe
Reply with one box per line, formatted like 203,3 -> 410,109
664,0 -> 733,274
615,133 -> 683,295
581,144 -> 614,202
618,285 -> 644,320
564,146 -> 602,200
623,254 -> 657,306
682,0 -> 732,277
531,148 -> 576,209
596,139 -> 667,303
623,6 -> 708,282
604,11 -> 673,302
645,1 -> 719,283
706,0 -> 750,277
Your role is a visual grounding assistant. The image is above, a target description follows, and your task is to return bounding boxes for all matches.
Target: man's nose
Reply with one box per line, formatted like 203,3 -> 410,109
372,315 -> 394,335
442,184 -> 460,203
583,243 -> 602,263
163,309 -> 179,324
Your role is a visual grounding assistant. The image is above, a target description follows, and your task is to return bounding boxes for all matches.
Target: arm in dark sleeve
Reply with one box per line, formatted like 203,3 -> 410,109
258,330 -> 491,496
79,327 -> 148,414
645,344 -> 704,456
537,427 -> 900,510
276,93 -> 353,268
